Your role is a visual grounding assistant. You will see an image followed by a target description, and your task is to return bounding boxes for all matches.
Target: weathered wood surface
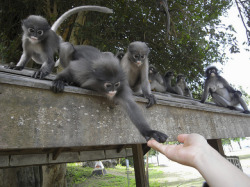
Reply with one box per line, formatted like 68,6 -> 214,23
0,66 -> 250,167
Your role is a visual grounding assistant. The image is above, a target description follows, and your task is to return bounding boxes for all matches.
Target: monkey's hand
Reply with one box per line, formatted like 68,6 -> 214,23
4,62 -> 24,70
145,94 -> 156,108
51,80 -> 65,93
243,110 -> 250,114
144,130 -> 168,143
32,68 -> 50,79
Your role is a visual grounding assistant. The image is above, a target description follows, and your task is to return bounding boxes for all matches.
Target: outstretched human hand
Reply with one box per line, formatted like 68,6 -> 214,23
147,133 -> 208,168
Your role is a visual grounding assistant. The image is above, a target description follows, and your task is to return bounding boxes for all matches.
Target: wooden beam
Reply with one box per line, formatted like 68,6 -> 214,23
207,139 -> 225,155
132,144 -> 149,187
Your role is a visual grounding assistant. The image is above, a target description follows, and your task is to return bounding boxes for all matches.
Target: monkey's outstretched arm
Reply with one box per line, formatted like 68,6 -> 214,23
117,93 -> 168,143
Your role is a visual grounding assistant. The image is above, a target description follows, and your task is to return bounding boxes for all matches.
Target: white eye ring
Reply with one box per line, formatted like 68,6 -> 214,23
114,82 -> 120,88
28,28 -> 35,33
104,83 -> 112,88
37,30 -> 43,35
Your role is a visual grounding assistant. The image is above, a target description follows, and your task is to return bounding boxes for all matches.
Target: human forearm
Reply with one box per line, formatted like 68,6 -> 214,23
195,145 -> 250,187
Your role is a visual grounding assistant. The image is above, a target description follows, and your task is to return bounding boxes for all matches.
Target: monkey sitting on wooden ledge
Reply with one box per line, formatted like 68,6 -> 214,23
201,66 -> 249,114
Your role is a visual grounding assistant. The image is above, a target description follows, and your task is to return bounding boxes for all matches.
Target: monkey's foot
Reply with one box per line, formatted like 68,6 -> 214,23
227,106 -> 236,110
146,94 -> 156,108
243,110 -> 250,114
32,69 -> 50,79
144,130 -> 168,143
51,79 -> 65,93
4,62 -> 23,70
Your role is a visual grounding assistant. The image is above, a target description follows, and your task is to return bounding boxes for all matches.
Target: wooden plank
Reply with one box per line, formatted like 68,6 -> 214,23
132,144 -> 148,187
207,139 -> 225,155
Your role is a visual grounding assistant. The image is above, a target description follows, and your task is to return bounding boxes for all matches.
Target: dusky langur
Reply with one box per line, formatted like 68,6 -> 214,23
164,71 -> 183,95
148,65 -> 167,93
120,41 -> 156,108
201,66 -> 249,114
51,42 -> 168,143
176,74 -> 193,98
5,6 -> 113,79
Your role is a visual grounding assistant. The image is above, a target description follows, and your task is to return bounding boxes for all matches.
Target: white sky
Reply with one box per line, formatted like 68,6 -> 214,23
216,3 -> 250,94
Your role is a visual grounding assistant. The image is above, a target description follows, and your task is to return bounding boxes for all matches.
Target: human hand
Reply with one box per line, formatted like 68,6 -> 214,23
147,133 -> 210,168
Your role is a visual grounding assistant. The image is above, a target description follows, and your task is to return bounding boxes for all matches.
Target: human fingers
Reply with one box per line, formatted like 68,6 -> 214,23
177,134 -> 189,143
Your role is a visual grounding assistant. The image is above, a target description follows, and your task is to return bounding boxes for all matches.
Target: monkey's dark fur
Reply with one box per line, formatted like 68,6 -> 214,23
52,42 -> 168,143
121,41 -> 156,108
201,66 -> 249,114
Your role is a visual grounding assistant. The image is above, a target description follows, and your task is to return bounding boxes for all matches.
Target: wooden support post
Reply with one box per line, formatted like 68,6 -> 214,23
207,139 -> 225,155
132,144 -> 149,187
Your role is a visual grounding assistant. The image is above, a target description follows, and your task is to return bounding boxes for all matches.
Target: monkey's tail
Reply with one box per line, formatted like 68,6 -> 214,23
51,6 -> 113,32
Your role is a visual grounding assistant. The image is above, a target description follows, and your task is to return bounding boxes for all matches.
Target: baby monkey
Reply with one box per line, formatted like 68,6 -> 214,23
5,6 -> 113,79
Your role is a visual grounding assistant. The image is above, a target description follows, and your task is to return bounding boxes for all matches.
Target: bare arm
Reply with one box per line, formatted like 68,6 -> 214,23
148,134 -> 250,187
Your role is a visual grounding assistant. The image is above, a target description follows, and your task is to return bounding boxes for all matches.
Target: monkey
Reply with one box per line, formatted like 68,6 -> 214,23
148,64 -> 167,93
5,6 -> 113,79
51,42 -> 168,143
176,74 -> 193,98
115,51 -> 125,61
200,66 -> 250,114
164,71 -> 183,95
120,41 -> 156,108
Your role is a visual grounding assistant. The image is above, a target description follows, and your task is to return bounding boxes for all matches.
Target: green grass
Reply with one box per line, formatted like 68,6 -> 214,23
66,163 -> 205,187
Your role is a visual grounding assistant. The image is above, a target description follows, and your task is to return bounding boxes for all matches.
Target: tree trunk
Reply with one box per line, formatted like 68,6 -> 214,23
0,164 -> 66,187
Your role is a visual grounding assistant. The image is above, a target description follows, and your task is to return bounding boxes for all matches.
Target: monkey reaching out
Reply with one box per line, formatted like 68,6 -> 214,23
148,65 -> 167,93
51,42 -> 168,143
5,6 -> 113,79
164,71 -> 183,96
120,41 -> 156,108
176,74 -> 193,98
201,66 -> 249,114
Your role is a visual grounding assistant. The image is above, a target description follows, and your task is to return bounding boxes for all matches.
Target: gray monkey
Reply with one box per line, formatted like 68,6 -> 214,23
148,64 -> 167,93
176,74 -> 193,98
120,41 -> 156,108
51,42 -> 168,143
164,71 -> 183,95
201,66 -> 249,114
5,6 -> 113,79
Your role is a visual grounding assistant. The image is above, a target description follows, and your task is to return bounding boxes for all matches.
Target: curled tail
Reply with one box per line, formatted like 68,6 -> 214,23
51,6 -> 113,32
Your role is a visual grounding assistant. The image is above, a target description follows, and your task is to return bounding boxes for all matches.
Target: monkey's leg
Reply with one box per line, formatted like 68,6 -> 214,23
59,42 -> 75,68
5,53 -> 31,70
211,93 -> 232,108
236,97 -> 250,114
174,86 -> 183,96
119,96 -> 168,143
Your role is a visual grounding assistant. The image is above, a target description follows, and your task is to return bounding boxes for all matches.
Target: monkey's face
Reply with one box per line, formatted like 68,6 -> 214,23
22,16 -> 50,43
165,71 -> 174,79
103,82 -> 121,99
129,53 -> 146,67
177,75 -> 185,82
206,67 -> 218,77
149,66 -> 156,74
